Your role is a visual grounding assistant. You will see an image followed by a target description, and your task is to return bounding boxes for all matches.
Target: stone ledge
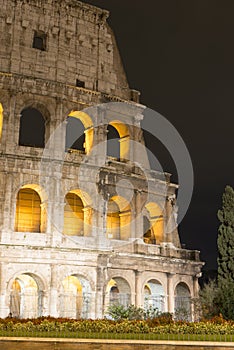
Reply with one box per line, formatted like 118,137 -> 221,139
0,337 -> 233,346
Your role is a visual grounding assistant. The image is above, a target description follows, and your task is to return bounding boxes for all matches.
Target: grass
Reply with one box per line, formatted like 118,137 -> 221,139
0,330 -> 233,342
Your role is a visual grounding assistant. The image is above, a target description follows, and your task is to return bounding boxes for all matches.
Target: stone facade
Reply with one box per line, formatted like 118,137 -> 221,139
0,0 -> 203,319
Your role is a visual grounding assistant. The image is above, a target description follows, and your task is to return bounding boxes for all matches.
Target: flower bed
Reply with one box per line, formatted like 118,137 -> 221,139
0,316 -> 233,337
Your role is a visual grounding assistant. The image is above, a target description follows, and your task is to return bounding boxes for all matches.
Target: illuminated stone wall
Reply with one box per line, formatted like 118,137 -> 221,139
0,0 -> 203,319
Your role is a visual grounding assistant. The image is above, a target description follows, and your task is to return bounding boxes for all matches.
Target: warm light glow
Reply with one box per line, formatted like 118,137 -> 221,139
62,276 -> 82,294
64,192 -> 84,236
60,275 -> 90,319
68,111 -> 94,154
10,274 -> 39,318
107,196 -> 131,240
106,279 -> 117,292
144,202 -> 164,244
109,120 -> 129,160
15,188 -> 42,233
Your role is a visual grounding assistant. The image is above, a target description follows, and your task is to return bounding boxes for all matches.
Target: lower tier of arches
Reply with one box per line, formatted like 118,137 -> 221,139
0,257 -> 200,321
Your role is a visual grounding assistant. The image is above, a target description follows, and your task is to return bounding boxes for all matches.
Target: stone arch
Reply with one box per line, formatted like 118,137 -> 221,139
107,195 -> 131,240
105,276 -> 131,310
18,103 -> 50,148
143,202 -> 164,244
174,282 -> 192,321
143,278 -> 165,313
9,272 -> 45,318
59,274 -> 92,319
66,110 -> 94,155
107,120 -> 129,160
63,189 -> 92,237
14,184 -> 47,233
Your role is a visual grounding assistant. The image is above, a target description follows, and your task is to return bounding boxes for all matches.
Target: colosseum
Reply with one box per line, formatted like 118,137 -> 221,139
0,0 -> 203,319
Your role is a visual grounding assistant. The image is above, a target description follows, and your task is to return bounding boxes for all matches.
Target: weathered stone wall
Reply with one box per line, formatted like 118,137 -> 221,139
0,0 -> 131,99
0,0 -> 203,320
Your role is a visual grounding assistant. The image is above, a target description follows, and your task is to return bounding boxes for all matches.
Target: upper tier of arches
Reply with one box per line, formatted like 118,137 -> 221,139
0,102 -> 141,162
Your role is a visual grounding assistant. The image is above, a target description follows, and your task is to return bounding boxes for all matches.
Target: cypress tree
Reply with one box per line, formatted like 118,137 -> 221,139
217,185 -> 234,319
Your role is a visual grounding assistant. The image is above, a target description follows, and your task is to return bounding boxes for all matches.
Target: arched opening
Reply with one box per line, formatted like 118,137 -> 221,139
107,195 -> 131,240
143,216 -> 155,244
19,107 -> 45,148
10,273 -> 43,318
143,279 -> 165,313
66,111 -> 93,155
65,117 -> 85,153
143,202 -> 164,244
15,187 -> 44,233
0,103 -> 3,140
107,121 -> 129,160
174,282 -> 191,321
106,277 -> 131,309
107,124 -> 120,159
64,192 -> 84,236
60,275 -> 91,319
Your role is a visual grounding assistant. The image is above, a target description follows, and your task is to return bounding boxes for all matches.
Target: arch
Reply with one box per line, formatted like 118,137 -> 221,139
174,282 -> 191,321
107,195 -> 131,240
143,202 -> 164,244
67,110 -> 93,154
107,120 -> 130,160
60,275 -> 91,319
14,185 -> 46,233
143,279 -> 165,313
0,103 -> 3,140
107,124 -> 120,159
9,273 -> 44,318
63,192 -> 84,236
105,277 -> 131,309
19,107 -> 45,148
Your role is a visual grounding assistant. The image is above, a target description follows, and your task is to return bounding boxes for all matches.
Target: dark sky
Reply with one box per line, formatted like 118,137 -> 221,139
82,0 -> 234,270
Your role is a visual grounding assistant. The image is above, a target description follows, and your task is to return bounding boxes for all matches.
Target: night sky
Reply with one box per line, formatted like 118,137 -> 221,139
82,0 -> 234,270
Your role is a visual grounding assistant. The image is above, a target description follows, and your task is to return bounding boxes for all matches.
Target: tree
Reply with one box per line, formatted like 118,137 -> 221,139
193,279 -> 219,320
217,185 -> 234,319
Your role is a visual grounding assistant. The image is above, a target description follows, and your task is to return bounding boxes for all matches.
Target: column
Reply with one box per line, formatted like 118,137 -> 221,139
84,127 -> 93,155
192,273 -> 201,321
0,263 -> 9,318
119,135 -> 130,160
134,190 -> 143,240
49,264 -> 58,317
135,270 -> 142,307
83,206 -> 92,236
95,267 -> 104,319
165,194 -> 181,247
119,210 -> 131,240
1,173 -> 13,241
167,273 -> 175,314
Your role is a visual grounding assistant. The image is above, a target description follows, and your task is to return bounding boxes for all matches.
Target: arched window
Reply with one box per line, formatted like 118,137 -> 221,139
143,216 -> 156,244
66,111 -> 94,155
107,196 -> 131,240
143,279 -> 165,313
15,188 -> 42,233
107,124 -> 120,159
143,202 -> 164,245
106,277 -> 131,309
10,273 -> 43,318
65,117 -> 85,152
64,192 -> 84,236
19,107 -> 45,148
174,283 -> 191,321
60,275 -> 91,319
107,121 -> 130,160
